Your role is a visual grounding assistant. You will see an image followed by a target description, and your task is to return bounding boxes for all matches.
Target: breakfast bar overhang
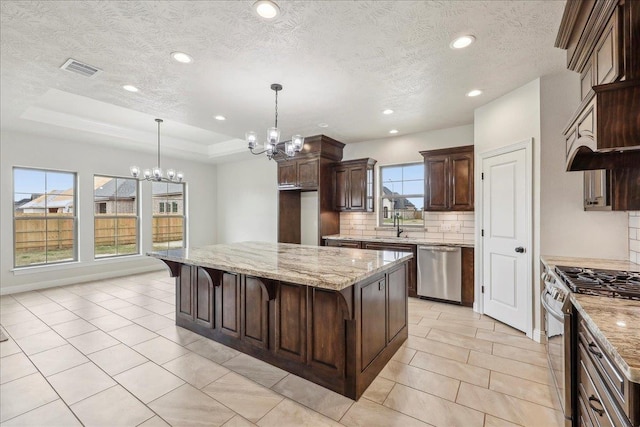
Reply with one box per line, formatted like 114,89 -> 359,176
149,241 -> 411,400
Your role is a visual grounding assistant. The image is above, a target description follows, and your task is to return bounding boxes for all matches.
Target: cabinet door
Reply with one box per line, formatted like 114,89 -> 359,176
360,277 -> 386,369
424,155 -> 449,211
387,264 -> 406,342
450,152 -> 474,211
177,264 -> 193,321
297,158 -> 319,188
278,162 -> 297,188
333,168 -> 348,210
594,11 -> 619,85
217,272 -> 241,338
348,166 -> 366,210
461,247 -> 474,307
195,267 -> 213,328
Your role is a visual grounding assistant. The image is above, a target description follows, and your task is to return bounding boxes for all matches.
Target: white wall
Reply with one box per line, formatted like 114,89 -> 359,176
474,78 -> 542,339
0,130 -> 217,294
343,124 -> 473,165
215,155 -> 277,244
539,73 -> 629,260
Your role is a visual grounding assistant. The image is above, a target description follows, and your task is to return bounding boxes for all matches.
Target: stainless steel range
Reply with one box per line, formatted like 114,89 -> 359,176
554,266 -> 640,300
544,264 -> 640,427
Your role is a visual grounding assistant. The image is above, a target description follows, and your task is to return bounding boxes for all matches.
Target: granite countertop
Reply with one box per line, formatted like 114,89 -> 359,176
148,241 -> 413,291
323,234 -> 475,248
541,255 -> 640,383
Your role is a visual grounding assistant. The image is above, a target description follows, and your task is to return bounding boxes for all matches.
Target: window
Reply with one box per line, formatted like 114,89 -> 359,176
94,176 -> 139,258
379,163 -> 424,226
152,182 -> 185,250
13,168 -> 77,267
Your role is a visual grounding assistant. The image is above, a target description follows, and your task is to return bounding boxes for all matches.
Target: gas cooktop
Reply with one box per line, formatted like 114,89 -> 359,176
555,265 -> 640,300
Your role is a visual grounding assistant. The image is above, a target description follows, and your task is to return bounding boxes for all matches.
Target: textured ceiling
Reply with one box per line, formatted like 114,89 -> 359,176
0,0 -> 567,162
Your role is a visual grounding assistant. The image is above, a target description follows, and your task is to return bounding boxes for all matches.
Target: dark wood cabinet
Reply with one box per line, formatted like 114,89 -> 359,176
325,239 -> 362,249
277,158 -> 319,190
362,242 -> 417,298
556,0 -> 640,210
461,247 -> 474,307
168,259 -> 409,400
275,135 -> 345,245
421,145 -> 474,212
332,158 -> 376,212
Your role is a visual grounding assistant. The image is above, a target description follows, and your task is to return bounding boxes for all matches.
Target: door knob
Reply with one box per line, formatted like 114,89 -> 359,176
515,247 -> 525,253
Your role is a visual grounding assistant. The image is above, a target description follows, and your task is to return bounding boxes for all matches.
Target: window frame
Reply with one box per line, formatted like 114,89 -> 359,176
13,167 -> 78,268
152,181 -> 186,251
378,162 -> 425,228
93,174 -> 140,259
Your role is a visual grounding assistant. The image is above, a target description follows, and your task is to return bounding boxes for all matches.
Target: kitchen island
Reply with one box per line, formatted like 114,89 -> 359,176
149,241 -> 412,400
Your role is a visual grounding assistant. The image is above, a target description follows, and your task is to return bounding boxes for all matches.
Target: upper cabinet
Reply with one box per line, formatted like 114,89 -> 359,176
420,145 -> 474,212
556,0 -> 640,170
277,158 -> 319,190
333,158 -> 376,212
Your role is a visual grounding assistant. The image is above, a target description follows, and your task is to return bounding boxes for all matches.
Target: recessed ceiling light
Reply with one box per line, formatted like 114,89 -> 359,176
382,109 -> 394,115
171,51 -> 193,64
389,129 -> 399,134
466,89 -> 483,97
450,35 -> 476,49
318,123 -> 329,128
253,0 -> 280,19
123,85 -> 139,92
214,115 -> 226,121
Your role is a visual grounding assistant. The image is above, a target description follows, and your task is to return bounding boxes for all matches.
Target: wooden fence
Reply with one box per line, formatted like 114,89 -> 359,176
14,215 -> 183,251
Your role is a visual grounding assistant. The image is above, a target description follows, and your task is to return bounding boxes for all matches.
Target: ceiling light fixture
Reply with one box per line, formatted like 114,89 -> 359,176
450,35 -> 476,49
171,51 -> 193,64
466,89 -> 483,97
253,0 -> 280,19
389,129 -> 399,134
123,85 -> 139,92
130,119 -> 184,182
246,83 -> 304,160
214,115 -> 226,121
382,109 -> 394,115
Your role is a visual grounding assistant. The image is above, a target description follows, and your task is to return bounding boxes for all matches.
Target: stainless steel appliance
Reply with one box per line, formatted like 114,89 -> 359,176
549,264 -> 640,427
541,265 -> 573,427
417,246 -> 461,302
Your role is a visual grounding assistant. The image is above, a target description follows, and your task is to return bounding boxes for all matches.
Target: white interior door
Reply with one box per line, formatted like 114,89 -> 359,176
482,144 -> 531,333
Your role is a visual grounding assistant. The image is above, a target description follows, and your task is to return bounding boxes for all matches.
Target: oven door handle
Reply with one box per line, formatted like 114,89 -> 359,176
540,290 -> 565,321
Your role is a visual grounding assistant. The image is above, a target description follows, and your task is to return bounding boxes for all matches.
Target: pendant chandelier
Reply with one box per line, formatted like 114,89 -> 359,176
246,83 -> 304,160
130,118 -> 184,182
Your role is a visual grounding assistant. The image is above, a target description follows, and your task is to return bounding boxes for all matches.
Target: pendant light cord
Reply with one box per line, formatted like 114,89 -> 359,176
156,118 -> 163,169
274,89 -> 278,128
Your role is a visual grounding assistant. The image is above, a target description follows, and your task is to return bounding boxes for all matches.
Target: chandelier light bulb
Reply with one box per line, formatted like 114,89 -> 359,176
167,169 -> 176,180
143,169 -> 152,179
130,165 -> 140,178
246,131 -> 257,149
285,142 -> 294,157
153,167 -> 162,181
176,172 -> 184,182
292,134 -> 304,152
267,127 -> 280,145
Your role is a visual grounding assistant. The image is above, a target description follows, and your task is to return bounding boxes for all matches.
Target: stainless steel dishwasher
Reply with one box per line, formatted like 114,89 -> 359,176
417,246 -> 461,302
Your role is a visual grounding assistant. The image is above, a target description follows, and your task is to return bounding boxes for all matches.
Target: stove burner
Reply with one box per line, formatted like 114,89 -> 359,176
555,265 -> 640,300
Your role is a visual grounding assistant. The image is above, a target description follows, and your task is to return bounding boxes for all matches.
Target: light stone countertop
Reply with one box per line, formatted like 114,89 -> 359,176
323,234 -> 475,248
148,241 -> 413,291
541,255 -> 640,383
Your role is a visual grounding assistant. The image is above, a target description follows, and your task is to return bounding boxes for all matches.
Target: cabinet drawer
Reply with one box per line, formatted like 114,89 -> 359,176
579,320 -> 626,406
325,239 -> 362,249
578,342 -> 631,427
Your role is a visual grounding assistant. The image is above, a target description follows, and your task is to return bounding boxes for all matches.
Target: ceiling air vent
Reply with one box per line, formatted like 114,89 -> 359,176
60,58 -> 102,78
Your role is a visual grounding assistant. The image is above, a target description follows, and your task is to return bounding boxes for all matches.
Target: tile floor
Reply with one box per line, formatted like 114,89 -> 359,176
0,271 -> 563,427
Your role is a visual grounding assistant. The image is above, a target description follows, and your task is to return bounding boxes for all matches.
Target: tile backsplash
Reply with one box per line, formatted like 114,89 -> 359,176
339,211 -> 475,242
630,211 -> 640,264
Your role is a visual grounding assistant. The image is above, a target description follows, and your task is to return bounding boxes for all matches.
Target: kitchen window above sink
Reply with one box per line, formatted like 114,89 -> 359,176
379,163 -> 424,228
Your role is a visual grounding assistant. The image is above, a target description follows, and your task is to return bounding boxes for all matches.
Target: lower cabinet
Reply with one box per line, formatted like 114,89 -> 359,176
172,262 -> 408,400
576,314 -> 639,427
325,239 -> 474,302
362,242 -> 417,298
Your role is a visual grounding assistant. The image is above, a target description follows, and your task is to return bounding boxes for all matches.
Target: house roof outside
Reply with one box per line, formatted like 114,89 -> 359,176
94,177 -> 137,201
382,186 -> 416,209
19,189 -> 73,210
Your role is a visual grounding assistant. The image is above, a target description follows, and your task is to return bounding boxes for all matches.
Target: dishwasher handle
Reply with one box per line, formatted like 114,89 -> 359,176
418,246 -> 460,252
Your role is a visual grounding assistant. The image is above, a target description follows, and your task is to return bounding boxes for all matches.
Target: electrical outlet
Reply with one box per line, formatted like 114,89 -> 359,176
441,223 -> 452,231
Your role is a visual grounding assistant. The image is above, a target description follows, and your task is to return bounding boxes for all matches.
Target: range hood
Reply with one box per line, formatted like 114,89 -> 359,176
565,80 -> 640,172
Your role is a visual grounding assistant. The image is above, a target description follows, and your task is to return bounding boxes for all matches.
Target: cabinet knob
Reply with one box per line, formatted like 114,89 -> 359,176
515,247 -> 525,253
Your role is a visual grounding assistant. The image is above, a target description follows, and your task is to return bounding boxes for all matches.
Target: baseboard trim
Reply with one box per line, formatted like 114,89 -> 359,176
533,328 -> 546,344
0,264 -> 164,295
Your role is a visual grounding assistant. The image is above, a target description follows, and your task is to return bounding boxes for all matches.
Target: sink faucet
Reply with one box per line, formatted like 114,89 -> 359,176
393,213 -> 403,238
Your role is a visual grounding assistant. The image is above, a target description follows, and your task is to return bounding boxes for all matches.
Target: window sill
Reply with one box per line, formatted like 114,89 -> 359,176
12,254 -> 147,275
375,226 -> 426,231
